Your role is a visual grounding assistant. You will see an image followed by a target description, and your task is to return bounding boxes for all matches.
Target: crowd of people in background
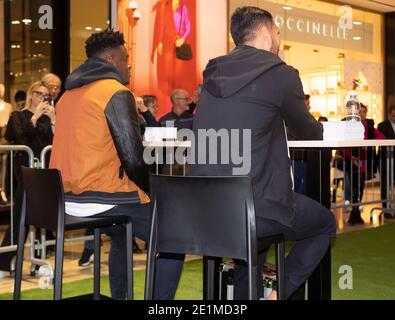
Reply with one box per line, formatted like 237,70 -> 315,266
1,66 -> 395,274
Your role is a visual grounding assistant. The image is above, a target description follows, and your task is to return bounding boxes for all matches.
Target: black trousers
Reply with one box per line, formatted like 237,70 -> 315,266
233,192 -> 336,299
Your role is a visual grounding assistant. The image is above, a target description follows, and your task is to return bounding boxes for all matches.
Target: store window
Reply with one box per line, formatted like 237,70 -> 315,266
70,0 -> 109,71
5,0 -> 54,102
228,0 -> 384,122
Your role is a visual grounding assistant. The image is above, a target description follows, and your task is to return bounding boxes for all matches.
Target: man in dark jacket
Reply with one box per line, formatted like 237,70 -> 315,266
188,7 -> 336,300
159,89 -> 194,130
50,30 -> 182,299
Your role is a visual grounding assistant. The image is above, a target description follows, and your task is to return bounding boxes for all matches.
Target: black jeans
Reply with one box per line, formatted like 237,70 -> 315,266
95,202 -> 184,300
233,192 -> 336,299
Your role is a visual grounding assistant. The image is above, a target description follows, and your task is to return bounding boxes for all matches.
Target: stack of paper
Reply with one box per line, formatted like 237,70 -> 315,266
322,121 -> 365,141
144,127 -> 177,142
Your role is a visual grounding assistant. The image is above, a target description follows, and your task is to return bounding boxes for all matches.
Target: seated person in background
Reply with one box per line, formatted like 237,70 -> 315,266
159,89 -> 194,130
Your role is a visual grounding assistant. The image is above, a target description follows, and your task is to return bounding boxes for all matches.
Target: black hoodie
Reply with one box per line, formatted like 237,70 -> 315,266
189,45 -> 323,226
65,57 -> 127,90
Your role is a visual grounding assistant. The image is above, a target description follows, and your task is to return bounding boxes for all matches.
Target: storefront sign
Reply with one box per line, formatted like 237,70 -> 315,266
240,1 -> 374,53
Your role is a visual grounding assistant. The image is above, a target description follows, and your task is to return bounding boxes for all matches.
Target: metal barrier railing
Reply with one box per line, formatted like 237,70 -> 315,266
290,145 -> 395,224
0,146 -> 35,265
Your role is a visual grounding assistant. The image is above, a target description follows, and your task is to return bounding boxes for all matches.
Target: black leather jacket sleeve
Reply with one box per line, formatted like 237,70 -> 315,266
104,90 -> 150,194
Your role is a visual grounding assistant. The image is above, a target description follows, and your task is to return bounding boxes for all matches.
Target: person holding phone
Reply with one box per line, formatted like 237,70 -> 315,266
0,81 -> 55,274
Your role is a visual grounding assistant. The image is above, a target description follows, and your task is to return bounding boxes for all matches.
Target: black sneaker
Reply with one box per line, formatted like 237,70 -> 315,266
348,208 -> 364,225
78,249 -> 94,267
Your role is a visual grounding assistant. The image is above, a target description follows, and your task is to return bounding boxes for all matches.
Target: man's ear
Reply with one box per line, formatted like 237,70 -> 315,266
104,53 -> 115,64
261,26 -> 273,52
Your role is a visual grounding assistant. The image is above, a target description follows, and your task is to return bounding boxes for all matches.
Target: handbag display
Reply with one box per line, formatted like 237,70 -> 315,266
176,43 -> 193,60
175,4 -> 192,61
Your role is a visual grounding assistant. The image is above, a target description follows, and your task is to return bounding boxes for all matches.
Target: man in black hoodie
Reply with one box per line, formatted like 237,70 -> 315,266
188,7 -> 336,300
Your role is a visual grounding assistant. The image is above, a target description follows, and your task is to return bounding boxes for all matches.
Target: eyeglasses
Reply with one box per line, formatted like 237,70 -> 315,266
33,91 -> 48,98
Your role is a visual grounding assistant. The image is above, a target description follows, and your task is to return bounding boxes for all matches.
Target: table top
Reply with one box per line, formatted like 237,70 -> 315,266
288,139 -> 395,148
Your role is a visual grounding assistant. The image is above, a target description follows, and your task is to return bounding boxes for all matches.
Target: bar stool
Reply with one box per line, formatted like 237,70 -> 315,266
144,175 -> 286,300
13,167 -> 134,300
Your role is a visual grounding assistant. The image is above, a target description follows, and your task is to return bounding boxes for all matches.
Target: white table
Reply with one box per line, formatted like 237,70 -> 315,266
287,139 -> 395,299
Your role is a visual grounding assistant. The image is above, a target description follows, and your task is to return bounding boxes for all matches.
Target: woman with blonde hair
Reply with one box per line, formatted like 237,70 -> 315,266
0,81 -> 56,274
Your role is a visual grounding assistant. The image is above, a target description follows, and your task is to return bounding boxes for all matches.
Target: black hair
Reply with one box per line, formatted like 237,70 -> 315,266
85,29 -> 125,58
304,94 -> 310,100
230,6 -> 274,46
14,90 -> 27,102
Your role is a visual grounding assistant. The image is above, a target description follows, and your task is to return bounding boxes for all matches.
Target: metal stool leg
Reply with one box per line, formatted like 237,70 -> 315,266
93,228 -> 101,299
126,221 -> 133,300
203,257 -> 216,300
275,240 -> 286,300
145,203 -> 157,300
13,226 -> 27,300
53,231 -> 64,300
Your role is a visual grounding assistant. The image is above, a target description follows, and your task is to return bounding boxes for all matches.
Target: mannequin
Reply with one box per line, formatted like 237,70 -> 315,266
0,84 -> 12,132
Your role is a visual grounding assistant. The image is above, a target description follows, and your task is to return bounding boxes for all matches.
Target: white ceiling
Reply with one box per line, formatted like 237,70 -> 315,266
335,0 -> 395,13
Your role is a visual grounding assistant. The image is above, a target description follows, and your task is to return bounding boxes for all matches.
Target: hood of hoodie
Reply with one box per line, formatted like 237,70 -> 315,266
65,58 -> 127,90
203,45 -> 285,98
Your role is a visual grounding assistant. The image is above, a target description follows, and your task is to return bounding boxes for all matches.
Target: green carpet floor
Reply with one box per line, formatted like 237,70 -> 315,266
1,223 -> 394,300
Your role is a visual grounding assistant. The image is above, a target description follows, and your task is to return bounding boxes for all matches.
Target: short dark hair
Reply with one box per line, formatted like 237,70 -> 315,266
14,90 -> 27,103
85,29 -> 125,58
304,94 -> 310,100
230,6 -> 274,46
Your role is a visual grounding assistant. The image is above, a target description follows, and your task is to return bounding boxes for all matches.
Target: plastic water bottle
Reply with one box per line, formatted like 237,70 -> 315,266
345,93 -> 361,121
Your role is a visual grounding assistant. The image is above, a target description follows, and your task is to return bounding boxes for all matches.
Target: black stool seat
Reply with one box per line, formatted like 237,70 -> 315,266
145,175 -> 286,300
64,214 -> 130,231
14,167 -> 134,300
